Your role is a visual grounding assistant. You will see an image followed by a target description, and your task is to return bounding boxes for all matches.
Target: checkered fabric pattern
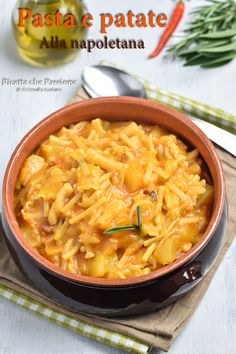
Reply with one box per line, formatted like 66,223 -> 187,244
143,82 -> 236,134
102,61 -> 236,135
0,285 -> 150,353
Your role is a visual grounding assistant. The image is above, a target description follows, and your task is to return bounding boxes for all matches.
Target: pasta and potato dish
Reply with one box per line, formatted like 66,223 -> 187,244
14,119 -> 214,279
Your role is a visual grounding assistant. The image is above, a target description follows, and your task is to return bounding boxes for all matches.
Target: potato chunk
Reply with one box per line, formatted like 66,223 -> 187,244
19,155 -> 46,186
90,254 -> 117,277
125,159 -> 144,192
154,237 -> 180,265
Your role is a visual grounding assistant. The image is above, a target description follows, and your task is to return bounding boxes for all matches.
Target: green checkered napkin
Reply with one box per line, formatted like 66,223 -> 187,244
144,84 -> 236,134
0,284 -> 150,354
102,61 -> 236,135
1,65 -> 235,354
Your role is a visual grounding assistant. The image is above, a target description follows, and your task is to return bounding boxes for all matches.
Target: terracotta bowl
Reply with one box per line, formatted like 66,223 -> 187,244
2,97 -> 227,317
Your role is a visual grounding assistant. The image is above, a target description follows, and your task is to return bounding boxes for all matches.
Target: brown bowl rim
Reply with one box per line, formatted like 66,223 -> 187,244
2,97 -> 226,287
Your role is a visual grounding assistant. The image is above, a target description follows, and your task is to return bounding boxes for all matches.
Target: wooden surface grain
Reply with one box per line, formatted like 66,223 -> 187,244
0,1 -> 236,353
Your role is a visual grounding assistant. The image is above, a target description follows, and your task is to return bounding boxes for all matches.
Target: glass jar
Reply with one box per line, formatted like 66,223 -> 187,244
12,0 -> 87,67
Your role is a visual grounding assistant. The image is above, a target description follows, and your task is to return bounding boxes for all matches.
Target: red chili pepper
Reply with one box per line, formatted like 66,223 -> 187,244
148,0 -> 185,59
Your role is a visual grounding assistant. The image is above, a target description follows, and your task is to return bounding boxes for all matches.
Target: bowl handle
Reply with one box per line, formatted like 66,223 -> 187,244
158,261 -> 202,302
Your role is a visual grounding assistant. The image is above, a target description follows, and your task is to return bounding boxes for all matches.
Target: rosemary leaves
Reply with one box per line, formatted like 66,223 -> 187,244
104,206 -> 143,236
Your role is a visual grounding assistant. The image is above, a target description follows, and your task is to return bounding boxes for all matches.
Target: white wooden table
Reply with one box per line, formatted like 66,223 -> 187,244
0,1 -> 236,353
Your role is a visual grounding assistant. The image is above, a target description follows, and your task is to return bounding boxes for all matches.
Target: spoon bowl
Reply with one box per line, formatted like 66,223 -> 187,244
82,65 -> 147,98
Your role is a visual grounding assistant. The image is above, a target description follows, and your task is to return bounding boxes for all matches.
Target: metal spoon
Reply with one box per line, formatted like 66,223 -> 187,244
82,65 -> 147,98
81,65 -> 236,156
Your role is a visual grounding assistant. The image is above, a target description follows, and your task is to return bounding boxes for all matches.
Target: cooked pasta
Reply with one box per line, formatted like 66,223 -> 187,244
14,119 -> 214,279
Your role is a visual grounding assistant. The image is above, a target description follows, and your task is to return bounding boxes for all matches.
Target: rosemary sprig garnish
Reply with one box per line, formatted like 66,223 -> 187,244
103,225 -> 138,235
136,205 -> 143,236
103,206 -> 143,236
